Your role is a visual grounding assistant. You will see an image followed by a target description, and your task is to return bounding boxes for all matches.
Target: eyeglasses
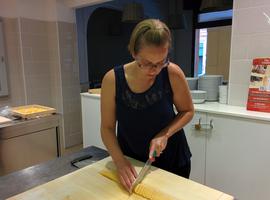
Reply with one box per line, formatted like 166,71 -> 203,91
136,57 -> 170,70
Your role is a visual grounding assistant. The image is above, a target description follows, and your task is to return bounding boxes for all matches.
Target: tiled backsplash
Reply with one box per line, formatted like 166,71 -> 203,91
0,17 -> 82,148
228,0 -> 270,106
58,21 -> 82,147
0,20 -> 9,97
20,18 -> 57,107
0,18 -> 25,107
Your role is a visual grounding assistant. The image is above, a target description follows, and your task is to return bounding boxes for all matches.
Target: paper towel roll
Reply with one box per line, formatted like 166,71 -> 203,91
219,85 -> 228,104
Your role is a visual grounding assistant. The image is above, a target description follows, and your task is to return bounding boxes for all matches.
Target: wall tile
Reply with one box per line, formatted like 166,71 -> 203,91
21,34 -> 49,48
228,83 -> 249,106
23,61 -> 50,76
46,22 -> 57,37
51,87 -> 63,113
20,18 -> 48,35
247,33 -> 270,59
5,47 -> 21,67
65,132 -> 82,147
58,21 -> 82,147
31,48 -> 51,62
234,0 -> 252,9
25,74 -> 52,90
2,17 -> 81,148
4,33 -> 20,47
230,35 -> 250,60
27,87 -> 53,106
229,0 -> 270,106
2,18 -> 19,33
0,17 -> 26,107
251,0 -> 270,7
50,62 -> 61,87
233,5 -> 270,35
22,47 -> 32,61
229,59 -> 252,85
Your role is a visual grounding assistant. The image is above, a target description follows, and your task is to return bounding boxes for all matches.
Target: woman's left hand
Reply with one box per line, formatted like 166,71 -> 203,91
149,134 -> 168,160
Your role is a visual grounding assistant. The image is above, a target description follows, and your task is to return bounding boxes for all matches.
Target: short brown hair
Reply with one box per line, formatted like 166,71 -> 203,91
128,19 -> 171,55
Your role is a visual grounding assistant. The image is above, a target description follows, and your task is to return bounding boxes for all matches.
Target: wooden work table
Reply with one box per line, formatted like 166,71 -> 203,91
4,149 -> 234,200
0,146 -> 109,200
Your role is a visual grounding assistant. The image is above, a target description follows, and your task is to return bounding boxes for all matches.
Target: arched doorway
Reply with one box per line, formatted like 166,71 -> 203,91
87,7 -> 135,88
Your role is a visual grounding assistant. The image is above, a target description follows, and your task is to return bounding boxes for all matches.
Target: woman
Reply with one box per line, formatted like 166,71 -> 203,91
100,19 -> 194,191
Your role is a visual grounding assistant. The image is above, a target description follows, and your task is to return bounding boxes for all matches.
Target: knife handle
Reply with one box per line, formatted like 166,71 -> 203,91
149,150 -> 157,162
153,150 -> 157,157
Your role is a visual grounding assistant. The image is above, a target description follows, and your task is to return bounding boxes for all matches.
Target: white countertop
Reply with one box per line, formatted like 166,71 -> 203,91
194,102 -> 270,122
81,92 -> 270,122
81,92 -> 100,99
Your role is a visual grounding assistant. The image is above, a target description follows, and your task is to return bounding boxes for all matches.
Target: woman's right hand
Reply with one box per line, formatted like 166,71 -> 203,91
115,158 -> 137,192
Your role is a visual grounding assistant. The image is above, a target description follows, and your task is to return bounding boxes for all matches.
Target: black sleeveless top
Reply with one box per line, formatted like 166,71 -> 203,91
114,65 -> 191,172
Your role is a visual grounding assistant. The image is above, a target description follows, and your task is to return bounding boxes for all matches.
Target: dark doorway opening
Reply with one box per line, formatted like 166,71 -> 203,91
87,7 -> 136,88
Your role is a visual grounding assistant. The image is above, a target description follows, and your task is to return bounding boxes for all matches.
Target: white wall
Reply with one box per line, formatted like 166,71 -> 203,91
228,0 -> 270,106
56,0 -> 76,22
0,0 -> 81,148
17,0 -> 57,21
0,0 -> 75,22
0,0 -> 18,18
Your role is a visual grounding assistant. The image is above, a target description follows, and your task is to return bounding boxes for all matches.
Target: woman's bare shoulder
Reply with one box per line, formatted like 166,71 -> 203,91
101,68 -> 116,97
167,62 -> 186,81
102,69 -> 115,84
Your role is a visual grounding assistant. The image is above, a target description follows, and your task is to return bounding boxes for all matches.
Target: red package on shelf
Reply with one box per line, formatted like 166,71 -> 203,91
247,58 -> 270,113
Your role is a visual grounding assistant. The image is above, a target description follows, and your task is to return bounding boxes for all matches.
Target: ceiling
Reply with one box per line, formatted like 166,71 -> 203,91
63,0 -> 113,8
183,0 -> 202,10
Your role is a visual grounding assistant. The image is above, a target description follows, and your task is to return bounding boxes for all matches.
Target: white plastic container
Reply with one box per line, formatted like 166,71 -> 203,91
219,85 -> 228,104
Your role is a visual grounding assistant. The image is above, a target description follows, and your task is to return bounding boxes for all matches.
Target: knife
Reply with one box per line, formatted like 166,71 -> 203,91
130,151 -> 157,193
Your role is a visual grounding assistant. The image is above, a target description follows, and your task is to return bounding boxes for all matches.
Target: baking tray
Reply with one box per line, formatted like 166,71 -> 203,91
11,104 -> 56,119
88,88 -> 101,94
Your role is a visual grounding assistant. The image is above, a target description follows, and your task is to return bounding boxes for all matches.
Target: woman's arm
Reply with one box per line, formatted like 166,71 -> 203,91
100,69 -> 137,191
165,63 -> 194,136
149,63 -> 194,157
100,69 -> 123,162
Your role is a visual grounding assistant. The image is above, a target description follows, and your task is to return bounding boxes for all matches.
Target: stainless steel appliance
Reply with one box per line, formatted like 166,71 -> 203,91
0,114 -> 61,175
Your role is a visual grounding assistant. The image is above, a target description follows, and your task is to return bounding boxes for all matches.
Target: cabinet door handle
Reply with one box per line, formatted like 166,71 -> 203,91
194,117 -> 201,130
193,118 -> 213,131
209,119 -> 213,129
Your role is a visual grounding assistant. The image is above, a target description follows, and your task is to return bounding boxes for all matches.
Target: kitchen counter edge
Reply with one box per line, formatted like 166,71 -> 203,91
81,92 -> 270,122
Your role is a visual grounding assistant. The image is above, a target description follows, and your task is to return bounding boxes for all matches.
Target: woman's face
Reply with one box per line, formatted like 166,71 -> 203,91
134,43 -> 169,78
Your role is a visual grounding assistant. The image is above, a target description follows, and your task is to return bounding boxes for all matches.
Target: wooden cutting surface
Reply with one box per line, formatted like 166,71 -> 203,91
7,157 -> 234,200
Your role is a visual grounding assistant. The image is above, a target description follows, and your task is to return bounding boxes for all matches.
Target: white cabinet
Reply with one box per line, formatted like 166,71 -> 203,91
185,111 -> 270,200
206,114 -> 270,200
81,93 -> 105,149
184,111 -> 207,184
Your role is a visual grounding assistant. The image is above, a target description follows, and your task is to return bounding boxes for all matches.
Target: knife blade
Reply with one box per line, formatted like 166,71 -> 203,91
130,151 -> 156,193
